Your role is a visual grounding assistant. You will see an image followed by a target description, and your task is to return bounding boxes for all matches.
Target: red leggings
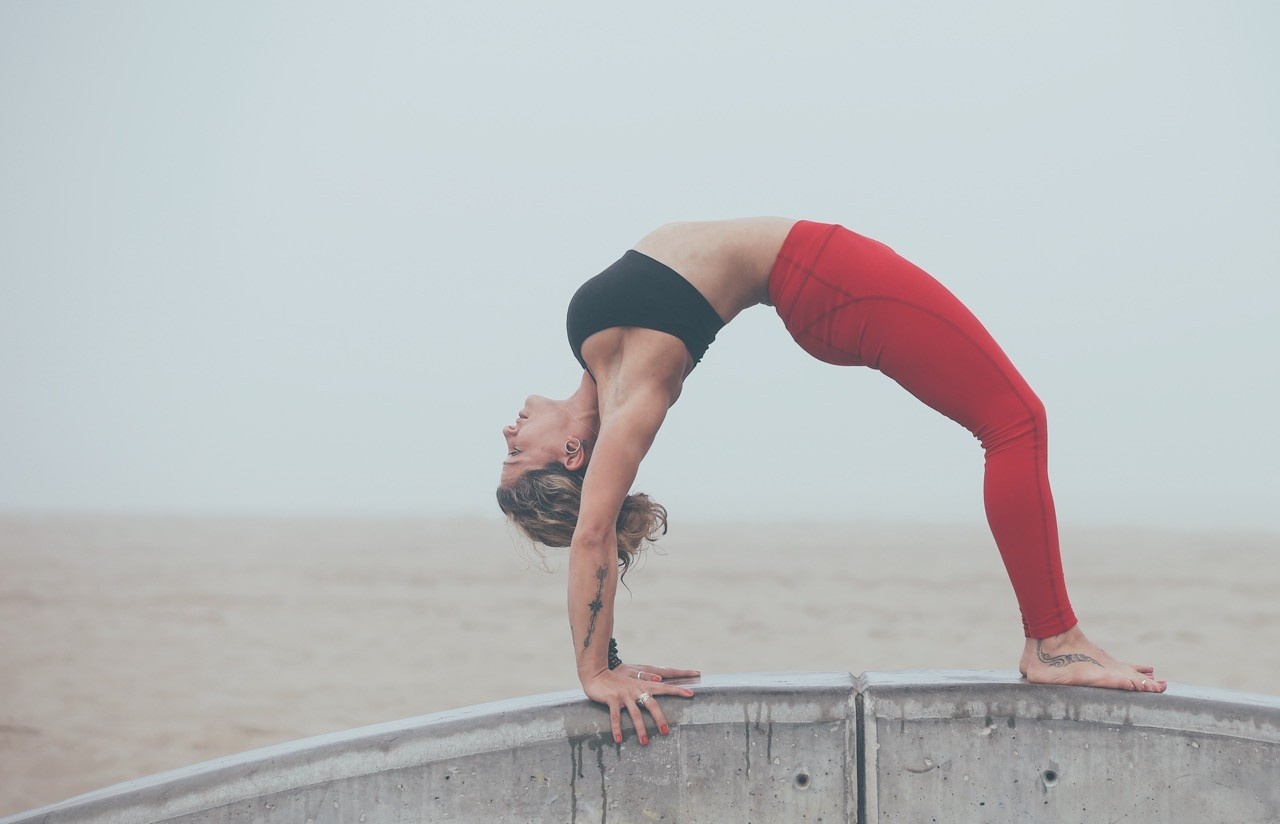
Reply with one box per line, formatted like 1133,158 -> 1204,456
769,221 -> 1077,638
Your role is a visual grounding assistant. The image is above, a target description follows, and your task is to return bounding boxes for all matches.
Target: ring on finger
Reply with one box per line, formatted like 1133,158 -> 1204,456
637,692 -> 651,707
635,671 -> 645,680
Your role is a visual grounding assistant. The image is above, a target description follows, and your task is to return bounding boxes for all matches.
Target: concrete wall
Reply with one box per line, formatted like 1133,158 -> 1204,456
4,671 -> 1277,824
859,671 -> 1280,822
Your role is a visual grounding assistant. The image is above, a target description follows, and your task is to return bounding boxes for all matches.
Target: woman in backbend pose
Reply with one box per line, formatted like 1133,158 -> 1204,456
497,217 -> 1165,746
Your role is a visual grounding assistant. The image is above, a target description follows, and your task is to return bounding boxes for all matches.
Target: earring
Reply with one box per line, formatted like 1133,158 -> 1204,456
565,442 -> 580,455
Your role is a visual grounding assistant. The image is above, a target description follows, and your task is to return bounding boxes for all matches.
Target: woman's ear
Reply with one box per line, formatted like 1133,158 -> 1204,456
564,438 -> 588,472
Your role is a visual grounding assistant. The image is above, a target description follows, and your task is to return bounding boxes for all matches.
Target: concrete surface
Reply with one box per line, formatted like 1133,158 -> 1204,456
4,671 -> 1277,823
859,670 -> 1280,823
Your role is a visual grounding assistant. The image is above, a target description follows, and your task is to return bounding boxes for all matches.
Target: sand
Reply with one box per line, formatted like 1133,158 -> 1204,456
1,514 -> 1277,816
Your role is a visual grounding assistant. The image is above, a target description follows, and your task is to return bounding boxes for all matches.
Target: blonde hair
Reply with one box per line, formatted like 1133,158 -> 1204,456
496,463 -> 667,580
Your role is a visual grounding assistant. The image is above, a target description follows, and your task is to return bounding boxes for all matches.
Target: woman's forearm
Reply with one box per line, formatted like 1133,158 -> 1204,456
567,532 -> 619,683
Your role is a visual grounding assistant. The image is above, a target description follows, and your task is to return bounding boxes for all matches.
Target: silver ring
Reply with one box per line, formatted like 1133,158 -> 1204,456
637,692 -> 651,707
1142,679 -> 1151,687
635,671 -> 645,680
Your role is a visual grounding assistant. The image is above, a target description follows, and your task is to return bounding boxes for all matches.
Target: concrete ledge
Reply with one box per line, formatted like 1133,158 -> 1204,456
4,671 -> 1277,823
859,671 -> 1280,822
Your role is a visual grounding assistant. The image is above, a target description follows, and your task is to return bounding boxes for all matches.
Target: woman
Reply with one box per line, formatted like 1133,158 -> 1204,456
497,217 -> 1165,747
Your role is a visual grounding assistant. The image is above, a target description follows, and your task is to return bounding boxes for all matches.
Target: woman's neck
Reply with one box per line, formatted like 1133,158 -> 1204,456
564,372 -> 601,436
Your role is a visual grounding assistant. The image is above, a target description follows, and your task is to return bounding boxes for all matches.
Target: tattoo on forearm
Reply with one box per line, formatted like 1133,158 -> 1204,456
1036,640 -> 1103,669
582,564 -> 608,651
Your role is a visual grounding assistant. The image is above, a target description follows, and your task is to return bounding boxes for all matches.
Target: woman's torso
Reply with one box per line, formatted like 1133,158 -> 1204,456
575,217 -> 797,406
632,216 -> 797,321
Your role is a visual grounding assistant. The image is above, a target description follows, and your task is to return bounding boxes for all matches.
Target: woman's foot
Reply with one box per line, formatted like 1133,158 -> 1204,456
1018,625 -> 1167,692
1018,657 -> 1155,678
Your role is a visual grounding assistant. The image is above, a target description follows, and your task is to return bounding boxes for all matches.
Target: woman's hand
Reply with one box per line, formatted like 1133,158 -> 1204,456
581,667 -> 698,745
613,663 -> 701,683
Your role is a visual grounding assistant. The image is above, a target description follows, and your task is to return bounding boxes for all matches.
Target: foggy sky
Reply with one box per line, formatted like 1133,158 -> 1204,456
2,2 -> 1277,529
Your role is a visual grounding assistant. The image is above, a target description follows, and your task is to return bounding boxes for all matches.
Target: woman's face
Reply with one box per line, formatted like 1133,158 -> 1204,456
499,395 -> 574,487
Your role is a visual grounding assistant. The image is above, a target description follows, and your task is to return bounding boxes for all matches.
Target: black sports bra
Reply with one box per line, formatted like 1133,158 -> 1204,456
566,250 -> 726,373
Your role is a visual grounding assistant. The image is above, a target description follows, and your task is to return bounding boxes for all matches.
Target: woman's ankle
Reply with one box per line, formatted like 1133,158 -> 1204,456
1032,623 -> 1084,650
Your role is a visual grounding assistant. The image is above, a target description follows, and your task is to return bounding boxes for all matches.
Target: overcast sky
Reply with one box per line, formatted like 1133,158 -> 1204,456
2,2 -> 1277,529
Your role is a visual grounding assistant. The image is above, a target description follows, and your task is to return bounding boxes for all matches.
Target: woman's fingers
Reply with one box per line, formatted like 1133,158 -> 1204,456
654,682 -> 696,699
607,683 -> 696,746
610,703 -> 623,744
644,696 -> 670,736
625,699 -> 649,745
630,664 -> 702,680
636,684 -> 696,737
656,666 -> 700,678
644,683 -> 696,740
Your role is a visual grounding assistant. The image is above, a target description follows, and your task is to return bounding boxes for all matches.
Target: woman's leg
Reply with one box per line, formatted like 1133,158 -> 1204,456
773,223 -> 1074,635
769,222 -> 1165,691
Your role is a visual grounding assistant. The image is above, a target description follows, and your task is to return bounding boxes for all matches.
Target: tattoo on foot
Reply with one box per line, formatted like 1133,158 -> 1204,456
1036,640 -> 1103,669
582,564 -> 608,651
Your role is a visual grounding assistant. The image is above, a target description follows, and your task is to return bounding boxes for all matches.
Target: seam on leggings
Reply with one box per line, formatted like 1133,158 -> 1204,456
776,223 -> 839,323
776,252 -> 819,322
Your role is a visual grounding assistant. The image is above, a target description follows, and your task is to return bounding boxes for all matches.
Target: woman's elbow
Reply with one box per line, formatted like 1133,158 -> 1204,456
570,525 -> 616,556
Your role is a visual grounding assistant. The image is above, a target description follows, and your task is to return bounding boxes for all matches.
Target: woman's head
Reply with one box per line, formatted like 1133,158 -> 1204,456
495,461 -> 667,580
497,393 -> 665,578
499,394 -> 596,490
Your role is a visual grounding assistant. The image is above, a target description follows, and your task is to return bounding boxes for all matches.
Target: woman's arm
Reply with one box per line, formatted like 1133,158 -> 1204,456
567,397 -> 658,680
567,388 -> 695,743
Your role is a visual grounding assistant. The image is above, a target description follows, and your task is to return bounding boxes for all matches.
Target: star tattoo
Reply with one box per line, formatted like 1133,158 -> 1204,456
582,564 -> 608,651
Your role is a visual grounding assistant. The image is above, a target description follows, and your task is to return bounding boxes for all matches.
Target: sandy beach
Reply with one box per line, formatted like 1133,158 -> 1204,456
1,514 -> 1277,816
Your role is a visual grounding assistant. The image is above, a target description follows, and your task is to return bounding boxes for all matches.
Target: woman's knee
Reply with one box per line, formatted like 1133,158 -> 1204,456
977,388 -> 1047,453
1023,390 -> 1047,434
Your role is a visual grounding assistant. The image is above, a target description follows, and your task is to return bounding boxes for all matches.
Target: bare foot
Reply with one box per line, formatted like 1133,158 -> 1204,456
1019,625 -> 1167,692
1019,648 -> 1155,678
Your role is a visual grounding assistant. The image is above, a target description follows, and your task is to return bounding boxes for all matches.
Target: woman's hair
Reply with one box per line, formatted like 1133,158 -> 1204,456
496,462 -> 667,581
